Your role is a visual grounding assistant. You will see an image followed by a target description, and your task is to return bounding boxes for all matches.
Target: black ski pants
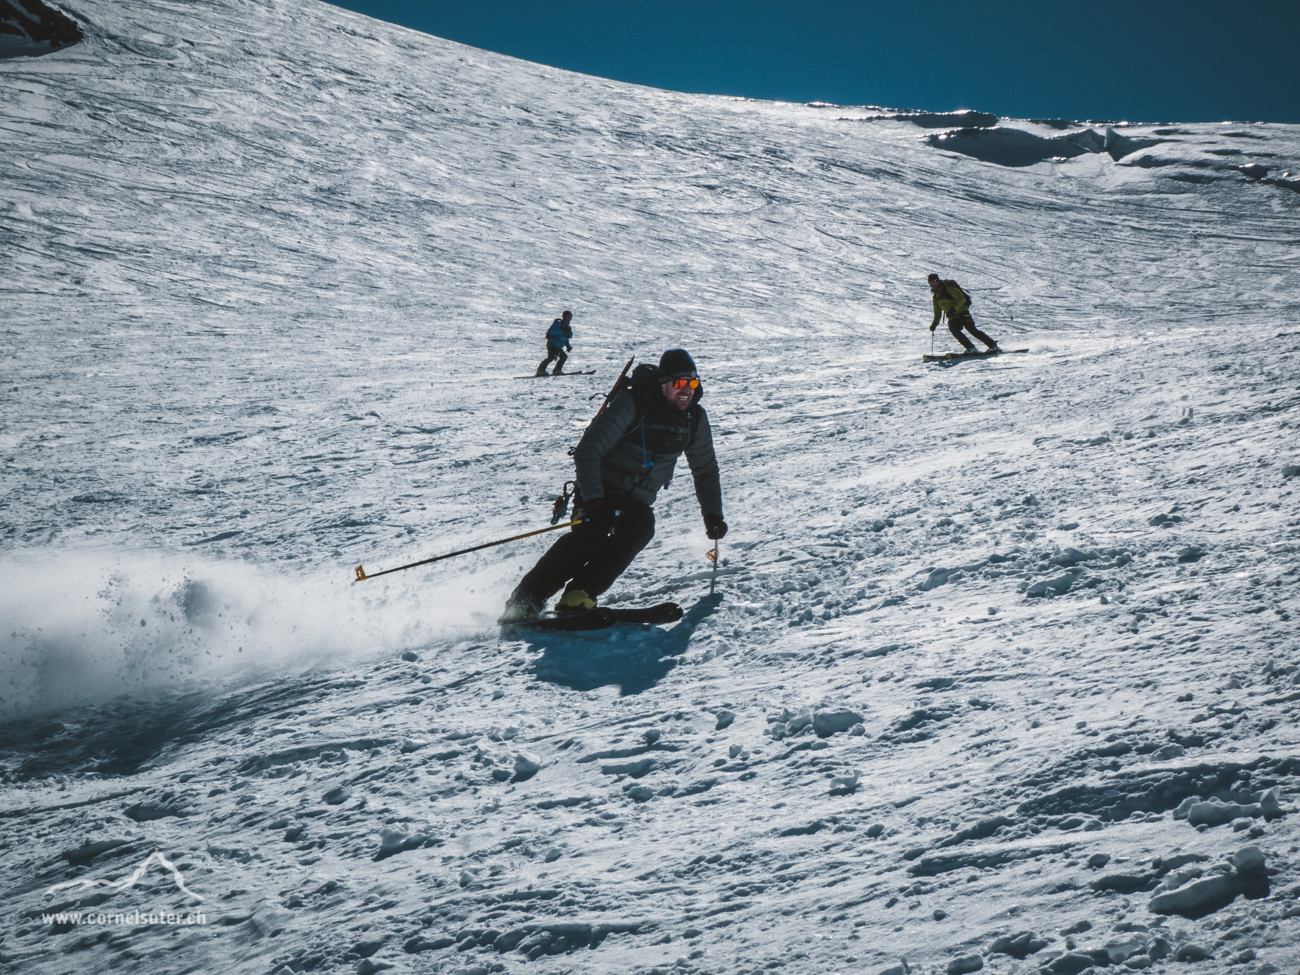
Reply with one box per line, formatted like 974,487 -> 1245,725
538,344 -> 567,373
947,312 -> 997,351
512,501 -> 655,606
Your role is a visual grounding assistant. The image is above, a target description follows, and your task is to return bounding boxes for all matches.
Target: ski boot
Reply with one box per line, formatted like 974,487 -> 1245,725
554,588 -> 596,615
534,364 -> 548,377
499,595 -> 541,624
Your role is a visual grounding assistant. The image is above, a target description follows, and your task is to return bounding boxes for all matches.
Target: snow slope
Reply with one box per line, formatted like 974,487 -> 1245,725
2,1 -> 1299,973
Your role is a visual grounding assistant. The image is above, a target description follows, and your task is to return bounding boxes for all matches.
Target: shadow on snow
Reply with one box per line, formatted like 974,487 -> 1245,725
0,676 -> 336,781
526,593 -> 724,696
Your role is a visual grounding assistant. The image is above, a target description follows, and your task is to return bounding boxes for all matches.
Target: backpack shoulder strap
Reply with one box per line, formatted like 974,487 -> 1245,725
687,407 -> 702,448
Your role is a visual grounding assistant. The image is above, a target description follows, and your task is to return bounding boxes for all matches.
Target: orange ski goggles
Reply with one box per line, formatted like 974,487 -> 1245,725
668,376 -> 700,389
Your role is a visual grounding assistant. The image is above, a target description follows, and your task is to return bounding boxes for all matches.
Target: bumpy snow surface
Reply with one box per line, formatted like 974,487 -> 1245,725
3,1 -> 1300,974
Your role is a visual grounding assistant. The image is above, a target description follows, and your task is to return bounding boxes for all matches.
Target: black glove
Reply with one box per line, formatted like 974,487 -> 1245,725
929,324 -> 937,332
704,514 -> 728,540
576,497 -> 617,535
566,345 -> 572,352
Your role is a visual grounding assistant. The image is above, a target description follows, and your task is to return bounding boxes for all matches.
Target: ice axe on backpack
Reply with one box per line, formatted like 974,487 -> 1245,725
571,357 -> 634,450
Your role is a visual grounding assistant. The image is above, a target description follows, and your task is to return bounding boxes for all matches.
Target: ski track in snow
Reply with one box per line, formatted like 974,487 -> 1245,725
1,1 -> 1299,974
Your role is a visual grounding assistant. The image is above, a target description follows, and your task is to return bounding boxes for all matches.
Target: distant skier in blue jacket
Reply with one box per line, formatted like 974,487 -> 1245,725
535,310 -> 574,376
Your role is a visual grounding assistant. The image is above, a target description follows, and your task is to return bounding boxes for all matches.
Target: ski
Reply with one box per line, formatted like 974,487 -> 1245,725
500,602 -> 682,632
514,370 -> 597,379
605,602 -> 683,625
922,348 -> 1028,362
502,607 -> 615,631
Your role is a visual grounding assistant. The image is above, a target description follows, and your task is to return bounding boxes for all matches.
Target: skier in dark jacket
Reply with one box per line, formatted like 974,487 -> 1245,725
929,273 -> 998,352
502,348 -> 727,621
536,310 -> 574,376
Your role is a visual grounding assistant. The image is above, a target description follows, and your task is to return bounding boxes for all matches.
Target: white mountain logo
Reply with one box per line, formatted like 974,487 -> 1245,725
47,851 -> 204,902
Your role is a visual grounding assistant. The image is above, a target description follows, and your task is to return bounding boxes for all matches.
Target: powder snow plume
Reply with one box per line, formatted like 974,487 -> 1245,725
0,546 -> 508,716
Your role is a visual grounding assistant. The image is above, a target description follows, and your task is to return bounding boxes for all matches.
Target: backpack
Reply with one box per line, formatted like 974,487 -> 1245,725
546,318 -> 570,345
624,362 -> 661,397
948,280 -> 973,306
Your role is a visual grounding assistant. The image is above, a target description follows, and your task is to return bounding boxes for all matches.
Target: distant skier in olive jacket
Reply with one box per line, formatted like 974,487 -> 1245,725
536,310 -> 574,376
502,348 -> 727,621
929,273 -> 998,352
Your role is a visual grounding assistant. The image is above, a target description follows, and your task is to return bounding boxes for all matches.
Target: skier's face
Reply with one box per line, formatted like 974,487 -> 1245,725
661,379 -> 695,411
929,279 -> 941,293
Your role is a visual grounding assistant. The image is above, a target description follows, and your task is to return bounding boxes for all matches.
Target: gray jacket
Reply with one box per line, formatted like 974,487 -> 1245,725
572,385 -> 723,518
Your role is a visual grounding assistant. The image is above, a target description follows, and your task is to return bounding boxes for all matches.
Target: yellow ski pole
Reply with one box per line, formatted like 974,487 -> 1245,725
355,520 -> 580,582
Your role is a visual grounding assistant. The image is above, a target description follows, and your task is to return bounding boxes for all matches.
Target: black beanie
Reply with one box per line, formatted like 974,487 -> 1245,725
658,348 -> 697,379
927,273 -> 940,283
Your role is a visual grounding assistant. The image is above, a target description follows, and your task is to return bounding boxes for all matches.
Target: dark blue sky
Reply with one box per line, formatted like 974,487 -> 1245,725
327,1 -> 1299,125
